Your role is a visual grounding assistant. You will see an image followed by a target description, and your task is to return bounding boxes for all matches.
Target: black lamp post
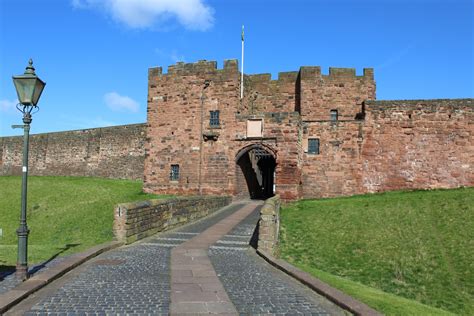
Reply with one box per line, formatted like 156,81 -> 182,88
12,59 -> 46,280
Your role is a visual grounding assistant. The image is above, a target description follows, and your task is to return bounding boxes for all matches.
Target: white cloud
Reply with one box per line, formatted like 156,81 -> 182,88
0,99 -> 18,113
104,92 -> 139,112
72,0 -> 214,31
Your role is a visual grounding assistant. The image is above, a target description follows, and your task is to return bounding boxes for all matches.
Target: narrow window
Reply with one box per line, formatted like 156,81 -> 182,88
170,164 -> 180,181
210,110 -> 220,127
330,109 -> 338,121
308,138 -> 320,155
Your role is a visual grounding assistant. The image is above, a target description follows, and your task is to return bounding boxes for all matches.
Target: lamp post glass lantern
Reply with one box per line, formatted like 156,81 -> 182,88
12,59 -> 45,280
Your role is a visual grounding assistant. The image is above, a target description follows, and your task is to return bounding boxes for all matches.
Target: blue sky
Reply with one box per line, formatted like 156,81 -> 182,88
0,0 -> 472,136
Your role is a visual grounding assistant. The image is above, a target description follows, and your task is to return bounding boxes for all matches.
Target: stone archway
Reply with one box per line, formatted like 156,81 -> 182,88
235,145 -> 276,199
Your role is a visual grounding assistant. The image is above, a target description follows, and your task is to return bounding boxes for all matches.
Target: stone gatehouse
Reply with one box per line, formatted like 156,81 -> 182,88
143,59 -> 473,200
1,59 -> 472,200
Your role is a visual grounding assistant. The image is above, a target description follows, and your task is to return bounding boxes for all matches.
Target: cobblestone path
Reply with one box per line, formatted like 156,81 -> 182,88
8,201 -> 345,315
208,206 -> 343,315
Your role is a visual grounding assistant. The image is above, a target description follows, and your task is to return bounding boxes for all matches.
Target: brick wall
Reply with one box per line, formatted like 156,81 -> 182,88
0,124 -> 146,180
113,196 -> 231,243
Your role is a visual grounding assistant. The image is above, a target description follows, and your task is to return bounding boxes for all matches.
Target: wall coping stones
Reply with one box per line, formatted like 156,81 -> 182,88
365,98 -> 474,109
0,123 -> 146,139
114,196 -> 232,244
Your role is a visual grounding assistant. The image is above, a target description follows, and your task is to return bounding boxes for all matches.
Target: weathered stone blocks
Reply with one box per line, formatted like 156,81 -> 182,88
0,124 -> 146,180
113,196 -> 231,244
257,195 -> 281,256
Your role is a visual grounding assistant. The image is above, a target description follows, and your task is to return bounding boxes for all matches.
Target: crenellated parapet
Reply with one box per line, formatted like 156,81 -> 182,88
299,66 -> 374,81
148,59 -> 376,119
244,71 -> 299,84
299,66 -> 376,121
242,71 -> 300,113
148,59 -> 239,80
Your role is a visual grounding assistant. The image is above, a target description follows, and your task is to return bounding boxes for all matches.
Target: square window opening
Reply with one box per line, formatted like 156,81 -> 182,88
308,138 -> 320,155
170,164 -> 180,181
210,110 -> 220,127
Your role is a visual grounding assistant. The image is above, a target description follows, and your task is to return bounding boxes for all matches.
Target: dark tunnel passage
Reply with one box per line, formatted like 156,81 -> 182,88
236,146 -> 276,199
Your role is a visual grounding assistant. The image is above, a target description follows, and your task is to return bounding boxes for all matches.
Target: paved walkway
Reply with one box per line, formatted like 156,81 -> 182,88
7,201 -> 345,315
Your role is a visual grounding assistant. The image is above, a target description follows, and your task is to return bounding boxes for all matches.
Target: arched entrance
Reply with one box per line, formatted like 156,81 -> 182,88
236,145 -> 276,199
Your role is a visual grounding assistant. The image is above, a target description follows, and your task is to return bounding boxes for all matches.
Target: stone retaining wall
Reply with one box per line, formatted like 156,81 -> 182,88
113,196 -> 231,244
257,195 -> 281,255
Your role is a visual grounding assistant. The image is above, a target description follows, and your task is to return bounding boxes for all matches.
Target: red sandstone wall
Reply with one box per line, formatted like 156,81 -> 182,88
301,121 -> 364,198
146,59 -> 472,200
300,99 -> 473,199
0,124 -> 146,180
361,99 -> 473,192
144,60 -> 241,196
300,67 -> 375,121
240,72 -> 299,114
144,60 -> 303,199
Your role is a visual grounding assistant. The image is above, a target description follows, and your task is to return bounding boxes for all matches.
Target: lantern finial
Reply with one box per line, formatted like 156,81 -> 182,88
25,59 -> 35,75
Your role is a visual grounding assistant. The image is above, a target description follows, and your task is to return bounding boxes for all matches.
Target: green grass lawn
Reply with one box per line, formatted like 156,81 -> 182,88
279,188 -> 474,315
0,176 -> 166,268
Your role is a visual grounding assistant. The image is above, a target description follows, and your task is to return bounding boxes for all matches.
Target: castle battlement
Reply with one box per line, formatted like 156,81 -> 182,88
244,71 -> 299,84
148,60 -> 374,84
300,66 -> 374,80
147,59 -> 377,122
149,59 -> 374,81
148,59 -> 239,79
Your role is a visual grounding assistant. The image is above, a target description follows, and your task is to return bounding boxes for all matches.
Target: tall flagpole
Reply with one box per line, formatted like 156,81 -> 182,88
241,25 -> 244,100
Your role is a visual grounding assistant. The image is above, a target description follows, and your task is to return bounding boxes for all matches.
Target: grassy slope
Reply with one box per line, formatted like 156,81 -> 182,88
0,176 -> 165,267
279,188 -> 473,315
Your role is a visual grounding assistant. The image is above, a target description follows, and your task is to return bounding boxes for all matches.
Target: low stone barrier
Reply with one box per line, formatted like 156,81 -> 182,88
256,196 -> 382,315
114,196 -> 231,244
257,195 -> 281,255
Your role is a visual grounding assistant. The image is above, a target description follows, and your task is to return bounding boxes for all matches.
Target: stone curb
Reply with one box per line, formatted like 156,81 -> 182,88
256,249 -> 382,316
0,241 -> 123,314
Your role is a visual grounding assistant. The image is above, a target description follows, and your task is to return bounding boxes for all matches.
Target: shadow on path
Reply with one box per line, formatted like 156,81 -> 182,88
28,243 -> 81,275
0,264 -> 15,281
0,243 -> 81,281
249,220 -> 260,249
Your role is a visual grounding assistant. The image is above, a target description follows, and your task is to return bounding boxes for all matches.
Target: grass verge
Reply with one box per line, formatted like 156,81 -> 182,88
279,188 -> 473,315
0,176 -> 167,267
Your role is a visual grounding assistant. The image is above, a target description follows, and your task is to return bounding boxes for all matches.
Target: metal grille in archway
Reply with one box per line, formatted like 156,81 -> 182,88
252,148 -> 273,160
